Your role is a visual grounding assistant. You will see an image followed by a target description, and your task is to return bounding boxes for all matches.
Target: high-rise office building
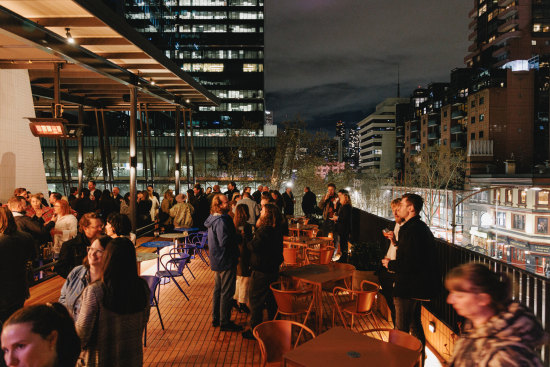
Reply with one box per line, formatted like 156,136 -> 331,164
358,97 -> 409,173
466,0 -> 550,69
111,0 -> 265,129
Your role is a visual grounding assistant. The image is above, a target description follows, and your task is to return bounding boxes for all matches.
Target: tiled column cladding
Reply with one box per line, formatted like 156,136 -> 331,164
0,69 -> 48,202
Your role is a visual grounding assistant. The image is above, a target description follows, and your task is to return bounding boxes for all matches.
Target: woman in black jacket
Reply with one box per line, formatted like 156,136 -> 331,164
233,204 -> 253,313
332,189 -> 352,263
242,203 -> 284,340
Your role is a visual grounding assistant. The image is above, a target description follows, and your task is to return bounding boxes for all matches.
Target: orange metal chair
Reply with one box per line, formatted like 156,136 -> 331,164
360,328 -> 422,353
253,320 -> 315,367
270,281 -> 314,327
305,246 -> 335,265
314,236 -> 334,247
332,279 -> 380,329
283,247 -> 302,267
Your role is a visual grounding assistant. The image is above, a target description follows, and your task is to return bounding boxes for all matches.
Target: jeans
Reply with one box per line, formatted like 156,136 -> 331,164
212,267 -> 237,326
249,270 -> 279,329
394,297 -> 426,363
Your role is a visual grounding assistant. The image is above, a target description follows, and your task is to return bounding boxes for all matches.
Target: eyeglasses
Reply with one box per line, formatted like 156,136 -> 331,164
87,247 -> 104,256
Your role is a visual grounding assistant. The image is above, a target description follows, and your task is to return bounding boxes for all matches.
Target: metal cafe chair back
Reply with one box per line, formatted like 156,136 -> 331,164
270,281 -> 314,327
141,275 -> 164,347
155,251 -> 191,301
332,279 -> 380,329
253,320 -> 315,367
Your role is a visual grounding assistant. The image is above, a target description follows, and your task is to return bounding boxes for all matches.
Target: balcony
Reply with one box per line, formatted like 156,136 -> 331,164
428,132 -> 439,140
468,42 -> 478,52
396,141 -> 404,148
498,17 -> 519,33
410,136 -> 419,144
451,140 -> 464,149
468,30 -> 477,41
410,149 -> 419,156
410,125 -> 419,133
469,17 -> 477,30
464,50 -> 480,64
451,110 -> 466,120
469,7 -> 477,18
493,30 -> 522,46
492,45 -> 508,58
498,0 -> 514,6
450,125 -> 464,134
498,5 -> 518,20
396,130 -> 404,138
428,118 -> 438,127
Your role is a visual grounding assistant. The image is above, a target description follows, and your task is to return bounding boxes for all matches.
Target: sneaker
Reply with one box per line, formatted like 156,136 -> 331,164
212,320 -> 220,327
220,322 -> 243,332
242,330 -> 255,340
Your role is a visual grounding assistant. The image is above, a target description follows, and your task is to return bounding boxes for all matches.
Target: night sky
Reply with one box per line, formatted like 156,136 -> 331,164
264,0 -> 471,133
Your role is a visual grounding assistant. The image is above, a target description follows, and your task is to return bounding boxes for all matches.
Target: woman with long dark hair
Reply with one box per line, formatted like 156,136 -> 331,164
76,237 -> 150,366
446,263 -> 545,367
1,303 -> 81,367
59,236 -> 111,320
233,204 -> 253,314
242,203 -> 284,340
332,189 -> 352,262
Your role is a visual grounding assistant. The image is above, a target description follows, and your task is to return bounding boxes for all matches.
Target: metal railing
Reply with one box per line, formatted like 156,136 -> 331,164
350,208 -> 550,364
31,221 -> 158,285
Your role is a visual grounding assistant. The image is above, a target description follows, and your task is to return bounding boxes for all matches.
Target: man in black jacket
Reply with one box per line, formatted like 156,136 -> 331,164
224,181 -> 239,200
193,184 -> 210,230
382,193 -> 439,364
281,187 -> 295,217
54,213 -> 103,278
8,197 -> 54,260
302,187 -> 317,217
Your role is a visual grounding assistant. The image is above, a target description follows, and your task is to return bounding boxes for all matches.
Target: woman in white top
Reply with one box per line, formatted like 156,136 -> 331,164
148,190 -> 160,222
51,199 -> 78,255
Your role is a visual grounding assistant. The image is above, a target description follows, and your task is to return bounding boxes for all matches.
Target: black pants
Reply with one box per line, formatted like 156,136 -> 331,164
377,269 -> 396,324
248,270 -> 279,329
395,297 -> 426,364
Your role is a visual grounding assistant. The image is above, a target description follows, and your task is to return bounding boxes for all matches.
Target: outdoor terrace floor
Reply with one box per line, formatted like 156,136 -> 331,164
26,236 -> 442,366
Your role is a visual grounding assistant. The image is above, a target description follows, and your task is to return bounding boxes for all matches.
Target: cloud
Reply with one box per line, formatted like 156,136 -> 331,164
265,0 -> 471,131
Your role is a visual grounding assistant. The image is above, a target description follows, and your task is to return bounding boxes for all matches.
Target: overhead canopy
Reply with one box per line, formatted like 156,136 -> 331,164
0,0 -> 219,111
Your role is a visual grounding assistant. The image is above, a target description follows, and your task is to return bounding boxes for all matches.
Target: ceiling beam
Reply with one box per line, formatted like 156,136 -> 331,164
73,37 -> 132,46
31,85 -> 102,108
28,17 -> 105,27
96,52 -> 151,59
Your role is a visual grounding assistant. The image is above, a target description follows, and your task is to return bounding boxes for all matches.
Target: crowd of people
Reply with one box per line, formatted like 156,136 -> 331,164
0,182 -> 546,366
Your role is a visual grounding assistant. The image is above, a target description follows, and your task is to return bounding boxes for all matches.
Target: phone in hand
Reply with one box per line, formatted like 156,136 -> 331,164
382,228 -> 390,234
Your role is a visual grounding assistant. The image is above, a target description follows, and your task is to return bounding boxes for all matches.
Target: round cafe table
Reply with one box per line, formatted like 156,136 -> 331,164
173,227 -> 199,233
136,252 -> 158,275
140,241 -> 173,271
158,233 -> 189,240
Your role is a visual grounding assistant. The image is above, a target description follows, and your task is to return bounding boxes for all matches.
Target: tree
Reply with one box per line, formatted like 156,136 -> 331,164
83,155 -> 102,182
405,146 -> 465,225
217,120 -> 274,182
358,169 -> 396,215
271,119 -> 357,196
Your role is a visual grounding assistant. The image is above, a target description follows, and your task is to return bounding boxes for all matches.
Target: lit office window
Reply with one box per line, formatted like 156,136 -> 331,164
180,11 -> 227,19
478,4 -> 487,16
179,0 -> 227,5
183,63 -> 224,72
230,25 -> 257,33
229,0 -> 259,5
243,63 -> 263,72
229,11 -> 263,19
180,24 -> 227,33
